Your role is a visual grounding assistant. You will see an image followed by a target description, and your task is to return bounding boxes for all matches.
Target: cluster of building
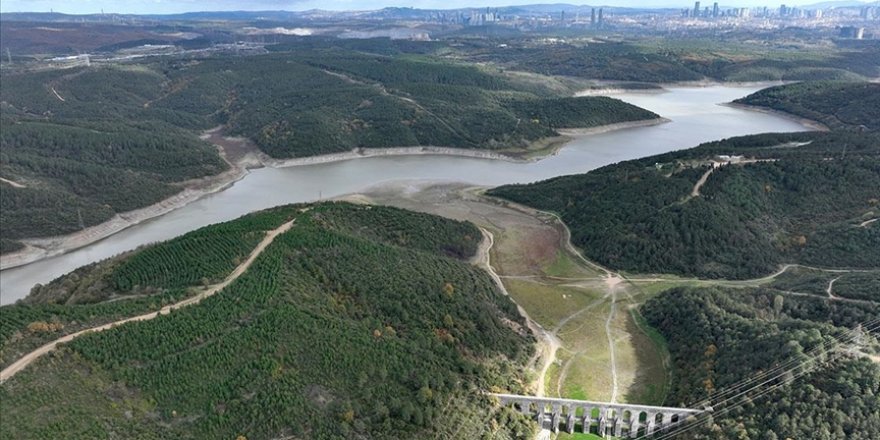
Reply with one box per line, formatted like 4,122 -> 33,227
413,3 -> 878,36
682,2 -> 752,18
681,2 -> 878,21
46,54 -> 90,69
428,8 -> 609,28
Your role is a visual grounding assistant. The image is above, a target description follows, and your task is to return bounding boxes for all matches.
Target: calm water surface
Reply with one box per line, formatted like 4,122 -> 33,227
0,85 -> 811,304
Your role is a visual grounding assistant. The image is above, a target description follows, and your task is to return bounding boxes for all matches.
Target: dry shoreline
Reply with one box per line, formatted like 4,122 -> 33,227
721,102 -> 830,132
0,117 -> 665,271
557,117 -> 670,136
261,145 -> 533,168
0,166 -> 251,271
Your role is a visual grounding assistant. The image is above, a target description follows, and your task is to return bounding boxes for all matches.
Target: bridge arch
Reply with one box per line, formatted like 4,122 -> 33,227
489,393 -> 702,437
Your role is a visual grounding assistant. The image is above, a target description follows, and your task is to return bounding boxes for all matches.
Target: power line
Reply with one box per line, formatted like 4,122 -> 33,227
634,320 -> 878,440
688,317 -> 879,409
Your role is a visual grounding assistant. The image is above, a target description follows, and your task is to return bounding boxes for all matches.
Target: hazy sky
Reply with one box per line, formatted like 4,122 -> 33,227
0,0 -> 850,14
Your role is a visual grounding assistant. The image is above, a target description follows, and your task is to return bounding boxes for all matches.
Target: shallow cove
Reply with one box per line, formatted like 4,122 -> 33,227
0,84 -> 812,304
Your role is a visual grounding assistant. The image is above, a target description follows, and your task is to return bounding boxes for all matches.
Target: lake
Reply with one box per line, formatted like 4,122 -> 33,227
0,84 -> 812,304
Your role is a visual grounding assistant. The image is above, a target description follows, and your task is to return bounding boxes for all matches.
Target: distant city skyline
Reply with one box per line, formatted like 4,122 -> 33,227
0,0 -> 872,14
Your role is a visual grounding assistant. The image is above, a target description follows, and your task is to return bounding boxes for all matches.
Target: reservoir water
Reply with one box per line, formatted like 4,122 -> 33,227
0,85 -> 813,304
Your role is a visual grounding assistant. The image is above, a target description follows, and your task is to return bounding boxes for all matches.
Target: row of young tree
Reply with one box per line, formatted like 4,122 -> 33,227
1,203 -> 536,439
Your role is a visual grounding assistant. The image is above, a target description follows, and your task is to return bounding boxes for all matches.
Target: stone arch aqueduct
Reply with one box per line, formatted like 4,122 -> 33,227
491,393 -> 704,438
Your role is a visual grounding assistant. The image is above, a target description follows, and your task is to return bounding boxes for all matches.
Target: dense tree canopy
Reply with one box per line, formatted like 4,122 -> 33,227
489,131 -> 880,279
0,203 -> 536,440
0,47 -> 658,248
736,81 -> 880,131
642,287 -> 879,440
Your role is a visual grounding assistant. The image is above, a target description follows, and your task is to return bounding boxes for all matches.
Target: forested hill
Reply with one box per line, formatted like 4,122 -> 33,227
642,286 -> 879,440
0,66 -> 229,249
0,48 -> 658,249
488,131 -> 880,279
0,202 -> 536,439
735,81 -> 880,131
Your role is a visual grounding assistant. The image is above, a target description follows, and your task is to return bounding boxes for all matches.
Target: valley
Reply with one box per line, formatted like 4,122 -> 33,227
0,84 -> 812,303
2,12 -> 879,438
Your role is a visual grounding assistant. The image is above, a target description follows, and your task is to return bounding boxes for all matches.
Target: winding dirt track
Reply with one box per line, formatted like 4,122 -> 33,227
0,219 -> 295,384
0,177 -> 27,188
690,167 -> 715,198
475,227 -> 561,398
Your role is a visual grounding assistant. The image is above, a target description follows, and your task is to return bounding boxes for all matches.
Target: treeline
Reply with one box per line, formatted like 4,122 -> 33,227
489,131 -> 880,279
0,202 -> 536,439
0,289 -> 191,371
736,81 -> 880,131
159,51 -> 657,158
0,65 -> 227,247
641,287 -> 880,439
458,39 -> 880,83
0,48 -> 659,246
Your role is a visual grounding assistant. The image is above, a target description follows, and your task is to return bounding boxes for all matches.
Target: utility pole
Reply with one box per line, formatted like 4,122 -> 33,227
77,208 -> 85,230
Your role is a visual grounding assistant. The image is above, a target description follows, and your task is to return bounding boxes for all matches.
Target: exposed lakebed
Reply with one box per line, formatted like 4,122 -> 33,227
0,84 -> 812,304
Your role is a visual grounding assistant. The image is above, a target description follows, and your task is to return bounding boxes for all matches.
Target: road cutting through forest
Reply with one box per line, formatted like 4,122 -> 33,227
0,219 -> 296,383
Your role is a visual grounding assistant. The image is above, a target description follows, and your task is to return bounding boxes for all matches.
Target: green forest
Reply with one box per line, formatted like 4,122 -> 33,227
458,38 -> 880,83
736,81 -> 880,131
0,47 -> 658,248
0,202 -> 536,440
489,130 -> 880,279
642,286 -> 879,439
0,66 -> 229,247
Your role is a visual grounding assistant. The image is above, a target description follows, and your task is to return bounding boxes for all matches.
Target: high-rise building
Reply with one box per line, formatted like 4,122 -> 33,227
840,26 -> 866,39
591,8 -> 596,25
713,2 -> 719,18
694,1 -> 701,18
598,8 -> 604,27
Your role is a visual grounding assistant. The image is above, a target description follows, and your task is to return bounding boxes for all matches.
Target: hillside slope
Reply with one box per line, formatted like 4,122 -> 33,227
735,81 -> 880,131
0,48 -> 659,249
0,203 -> 535,439
642,286 -> 879,439
489,131 -> 880,279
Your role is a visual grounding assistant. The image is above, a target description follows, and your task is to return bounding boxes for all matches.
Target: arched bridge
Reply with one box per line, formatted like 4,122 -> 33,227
491,393 -> 703,438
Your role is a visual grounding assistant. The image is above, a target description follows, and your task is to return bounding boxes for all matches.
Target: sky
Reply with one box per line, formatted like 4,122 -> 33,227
0,0 -> 855,15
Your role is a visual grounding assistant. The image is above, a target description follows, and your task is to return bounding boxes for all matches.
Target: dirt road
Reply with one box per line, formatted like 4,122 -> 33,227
0,177 -> 27,188
0,219 -> 295,383
690,166 -> 715,198
477,228 -> 561,397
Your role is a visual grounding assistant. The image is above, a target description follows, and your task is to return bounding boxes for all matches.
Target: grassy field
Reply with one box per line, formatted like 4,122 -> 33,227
494,231 -> 669,406
358,184 -> 673,410
504,278 -> 603,329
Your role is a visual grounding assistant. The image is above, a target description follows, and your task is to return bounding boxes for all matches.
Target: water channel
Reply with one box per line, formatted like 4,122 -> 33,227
0,84 -> 813,304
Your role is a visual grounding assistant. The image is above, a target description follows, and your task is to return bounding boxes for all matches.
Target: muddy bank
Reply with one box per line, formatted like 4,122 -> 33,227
722,102 -> 829,132
557,118 -> 670,136
1,166 -> 249,271
0,116 -> 674,271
